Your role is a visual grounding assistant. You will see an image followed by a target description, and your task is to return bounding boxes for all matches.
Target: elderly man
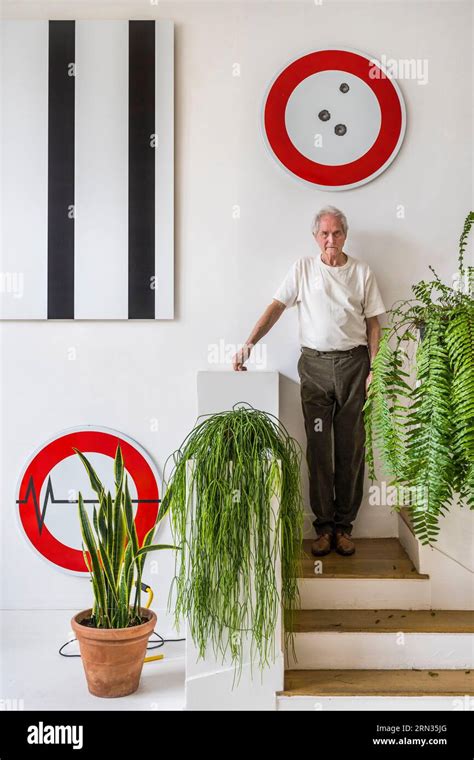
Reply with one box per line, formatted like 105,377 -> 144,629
232,206 -> 386,557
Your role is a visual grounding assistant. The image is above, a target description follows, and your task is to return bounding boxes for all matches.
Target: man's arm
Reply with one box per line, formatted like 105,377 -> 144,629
365,315 -> 382,389
232,300 -> 286,371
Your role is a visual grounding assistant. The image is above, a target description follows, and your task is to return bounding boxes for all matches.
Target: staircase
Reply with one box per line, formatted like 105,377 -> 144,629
278,538 -> 474,710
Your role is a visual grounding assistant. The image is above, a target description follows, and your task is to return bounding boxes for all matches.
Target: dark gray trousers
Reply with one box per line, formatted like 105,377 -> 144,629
297,344 -> 370,536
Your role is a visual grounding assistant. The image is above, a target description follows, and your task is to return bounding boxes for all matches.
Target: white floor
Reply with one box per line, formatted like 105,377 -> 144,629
1,611 -> 186,711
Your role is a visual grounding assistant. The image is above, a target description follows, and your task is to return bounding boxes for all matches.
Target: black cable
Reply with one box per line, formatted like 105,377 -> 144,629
59,639 -> 81,657
58,630 -> 185,658
145,631 -> 186,651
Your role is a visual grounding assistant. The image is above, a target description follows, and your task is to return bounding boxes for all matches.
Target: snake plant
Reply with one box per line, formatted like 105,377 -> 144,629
159,403 -> 304,678
364,212 -> 474,545
74,444 -> 178,628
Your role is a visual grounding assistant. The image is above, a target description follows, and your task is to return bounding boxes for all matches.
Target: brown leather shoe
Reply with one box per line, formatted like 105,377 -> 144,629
335,529 -> 355,556
311,532 -> 333,556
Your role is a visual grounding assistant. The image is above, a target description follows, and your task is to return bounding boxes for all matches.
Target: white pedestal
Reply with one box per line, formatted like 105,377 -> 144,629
184,371 -> 283,710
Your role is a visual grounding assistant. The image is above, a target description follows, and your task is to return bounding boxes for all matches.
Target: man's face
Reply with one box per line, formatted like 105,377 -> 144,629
313,214 -> 346,256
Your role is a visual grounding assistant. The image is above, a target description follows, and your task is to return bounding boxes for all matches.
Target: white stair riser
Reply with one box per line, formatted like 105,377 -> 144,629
278,695 -> 474,711
398,513 -> 474,610
286,632 -> 474,670
298,578 -> 431,609
398,516 -> 423,573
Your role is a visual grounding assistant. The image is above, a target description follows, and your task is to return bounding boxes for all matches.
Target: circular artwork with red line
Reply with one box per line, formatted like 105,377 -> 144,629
262,48 -> 406,190
16,427 -> 160,575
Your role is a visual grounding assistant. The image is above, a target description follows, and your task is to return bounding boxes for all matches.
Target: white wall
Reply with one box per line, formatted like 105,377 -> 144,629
1,0 -> 472,620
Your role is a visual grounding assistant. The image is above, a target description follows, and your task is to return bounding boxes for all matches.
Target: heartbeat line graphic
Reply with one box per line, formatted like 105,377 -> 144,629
17,475 -> 161,535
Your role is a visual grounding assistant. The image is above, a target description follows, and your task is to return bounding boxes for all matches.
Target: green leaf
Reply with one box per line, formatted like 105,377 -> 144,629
98,539 -> 119,605
114,444 -> 124,489
106,491 -> 114,557
124,475 -> 139,557
97,494 -> 108,547
134,543 -> 180,561
78,493 -> 108,624
112,488 -> 125,583
73,448 -> 105,499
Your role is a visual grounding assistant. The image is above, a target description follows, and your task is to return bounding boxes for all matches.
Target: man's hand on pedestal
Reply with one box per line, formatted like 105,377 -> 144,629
232,343 -> 253,371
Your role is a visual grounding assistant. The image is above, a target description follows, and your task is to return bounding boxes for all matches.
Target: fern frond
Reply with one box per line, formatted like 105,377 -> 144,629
363,328 -> 411,482
445,305 -> 474,508
403,317 -> 455,544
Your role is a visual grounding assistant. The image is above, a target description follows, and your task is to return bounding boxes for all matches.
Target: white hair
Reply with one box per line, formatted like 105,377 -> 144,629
311,206 -> 348,236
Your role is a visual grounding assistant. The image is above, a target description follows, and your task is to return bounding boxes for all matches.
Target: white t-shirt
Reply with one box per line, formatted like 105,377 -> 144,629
272,254 -> 386,351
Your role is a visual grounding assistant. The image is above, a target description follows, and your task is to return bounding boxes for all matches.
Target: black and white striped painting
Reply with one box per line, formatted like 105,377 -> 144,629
0,20 -> 174,319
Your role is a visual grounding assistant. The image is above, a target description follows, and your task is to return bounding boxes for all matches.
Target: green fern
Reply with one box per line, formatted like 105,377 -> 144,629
364,212 -> 474,545
363,328 -> 410,482
445,305 -> 474,508
403,316 -> 455,543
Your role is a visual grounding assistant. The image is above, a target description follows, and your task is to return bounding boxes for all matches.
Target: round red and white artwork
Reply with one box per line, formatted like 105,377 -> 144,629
16,427 -> 160,575
262,48 -> 406,190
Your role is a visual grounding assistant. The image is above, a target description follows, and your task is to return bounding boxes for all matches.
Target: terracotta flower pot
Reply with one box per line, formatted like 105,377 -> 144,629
71,607 -> 157,698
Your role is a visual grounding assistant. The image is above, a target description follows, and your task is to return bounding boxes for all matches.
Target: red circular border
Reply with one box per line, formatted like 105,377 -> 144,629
17,431 -> 159,573
264,50 -> 403,187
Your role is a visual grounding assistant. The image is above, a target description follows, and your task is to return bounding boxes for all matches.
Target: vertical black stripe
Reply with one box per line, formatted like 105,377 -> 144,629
128,21 -> 155,319
47,20 -> 75,319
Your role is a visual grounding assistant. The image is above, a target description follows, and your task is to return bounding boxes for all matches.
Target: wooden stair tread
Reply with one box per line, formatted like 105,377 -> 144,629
280,669 -> 474,696
300,538 -> 429,579
286,608 -> 474,633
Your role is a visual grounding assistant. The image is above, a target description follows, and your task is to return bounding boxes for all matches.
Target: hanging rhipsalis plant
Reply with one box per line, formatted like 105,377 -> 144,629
159,403 -> 304,678
364,212 -> 474,545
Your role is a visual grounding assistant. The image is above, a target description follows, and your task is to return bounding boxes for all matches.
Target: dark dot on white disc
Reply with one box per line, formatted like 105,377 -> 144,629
339,83 -> 350,93
335,124 -> 347,136
318,109 -> 331,122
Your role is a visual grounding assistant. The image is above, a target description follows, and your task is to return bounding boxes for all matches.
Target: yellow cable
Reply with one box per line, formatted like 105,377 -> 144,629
142,584 -> 162,664
145,586 -> 154,609
144,654 -> 164,663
